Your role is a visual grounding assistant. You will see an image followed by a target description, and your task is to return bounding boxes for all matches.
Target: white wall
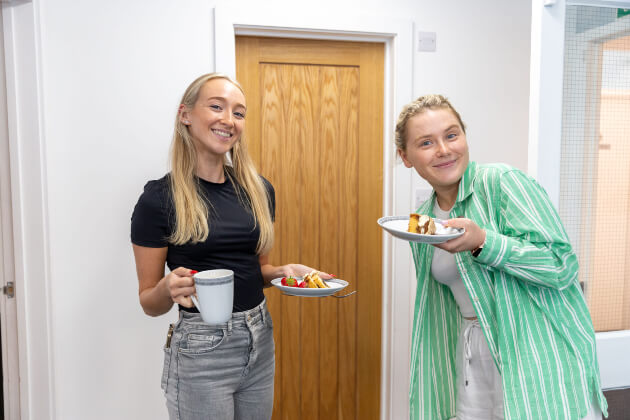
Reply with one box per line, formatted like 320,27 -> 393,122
38,1 -> 215,418
2,0 -> 530,418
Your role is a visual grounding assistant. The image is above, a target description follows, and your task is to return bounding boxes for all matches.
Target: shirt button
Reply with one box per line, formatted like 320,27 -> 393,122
472,296 -> 479,302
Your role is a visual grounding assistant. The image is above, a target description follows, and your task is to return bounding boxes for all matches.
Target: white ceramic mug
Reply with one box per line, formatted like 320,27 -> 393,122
191,269 -> 234,324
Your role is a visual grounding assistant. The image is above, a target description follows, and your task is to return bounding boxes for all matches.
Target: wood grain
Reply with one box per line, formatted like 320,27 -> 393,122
296,65 -> 321,420
236,36 -> 384,420
318,66 -> 340,420
260,63 -> 288,419
357,42 -> 384,419
338,66 -> 359,420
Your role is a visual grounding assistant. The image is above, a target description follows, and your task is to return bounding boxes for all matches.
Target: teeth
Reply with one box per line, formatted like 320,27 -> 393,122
212,129 -> 232,138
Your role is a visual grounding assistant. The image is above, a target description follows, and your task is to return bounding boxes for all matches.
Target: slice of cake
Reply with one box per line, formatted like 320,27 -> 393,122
408,213 -> 436,235
408,213 -> 420,233
303,271 -> 329,288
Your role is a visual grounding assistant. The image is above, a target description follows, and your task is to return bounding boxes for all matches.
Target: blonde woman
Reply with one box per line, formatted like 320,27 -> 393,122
396,95 -> 607,420
131,73 -> 328,419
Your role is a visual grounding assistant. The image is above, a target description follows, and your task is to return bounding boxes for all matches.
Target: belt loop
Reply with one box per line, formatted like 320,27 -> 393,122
227,319 -> 233,335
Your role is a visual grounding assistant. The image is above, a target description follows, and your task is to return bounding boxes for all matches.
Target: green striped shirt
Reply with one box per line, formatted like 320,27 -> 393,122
408,162 -> 608,420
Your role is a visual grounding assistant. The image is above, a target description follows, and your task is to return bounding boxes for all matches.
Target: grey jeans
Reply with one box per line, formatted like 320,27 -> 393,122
162,299 -> 275,420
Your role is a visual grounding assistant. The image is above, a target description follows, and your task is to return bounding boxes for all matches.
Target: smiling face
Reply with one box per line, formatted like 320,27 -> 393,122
180,78 -> 246,160
399,108 -> 469,194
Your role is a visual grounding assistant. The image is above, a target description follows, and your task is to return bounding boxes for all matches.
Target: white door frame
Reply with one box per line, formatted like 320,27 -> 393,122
2,1 -> 56,419
0,5 -> 21,418
214,5 -> 415,419
529,0 -> 630,390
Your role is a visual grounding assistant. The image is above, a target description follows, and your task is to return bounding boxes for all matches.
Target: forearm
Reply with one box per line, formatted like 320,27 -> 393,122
139,277 -> 175,316
476,228 -> 578,290
260,263 -> 289,287
473,169 -> 579,290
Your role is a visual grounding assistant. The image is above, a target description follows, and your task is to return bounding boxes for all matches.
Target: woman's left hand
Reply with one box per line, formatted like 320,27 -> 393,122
282,264 -> 334,280
434,217 -> 486,254
259,255 -> 334,288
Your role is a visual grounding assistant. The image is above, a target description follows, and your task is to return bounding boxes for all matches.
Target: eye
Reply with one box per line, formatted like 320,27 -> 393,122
420,139 -> 433,147
446,131 -> 459,140
209,104 -> 222,111
233,111 -> 245,119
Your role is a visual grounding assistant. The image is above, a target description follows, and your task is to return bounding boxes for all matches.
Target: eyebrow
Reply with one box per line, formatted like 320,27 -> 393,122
414,134 -> 432,142
413,124 -> 460,142
205,96 -> 246,109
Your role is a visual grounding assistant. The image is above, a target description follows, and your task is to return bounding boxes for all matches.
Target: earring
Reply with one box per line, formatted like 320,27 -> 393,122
184,120 -> 191,125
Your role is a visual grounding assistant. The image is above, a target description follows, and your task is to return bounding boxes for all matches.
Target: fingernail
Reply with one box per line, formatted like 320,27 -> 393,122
329,274 -> 335,277
190,270 -> 198,275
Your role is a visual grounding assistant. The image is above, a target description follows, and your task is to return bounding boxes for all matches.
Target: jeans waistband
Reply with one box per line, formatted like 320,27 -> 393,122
179,298 -> 269,333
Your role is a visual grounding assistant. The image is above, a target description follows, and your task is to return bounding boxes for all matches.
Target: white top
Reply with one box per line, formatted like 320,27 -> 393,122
430,202 -> 476,318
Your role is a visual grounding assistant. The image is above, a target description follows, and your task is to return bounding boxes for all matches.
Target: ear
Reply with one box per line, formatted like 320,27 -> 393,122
179,104 -> 191,125
398,149 -> 413,168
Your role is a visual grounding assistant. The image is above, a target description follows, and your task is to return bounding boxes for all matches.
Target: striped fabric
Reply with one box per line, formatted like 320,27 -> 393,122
408,162 -> 608,420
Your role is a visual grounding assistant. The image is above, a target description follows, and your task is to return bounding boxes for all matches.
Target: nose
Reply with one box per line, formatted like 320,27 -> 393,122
436,140 -> 449,156
220,110 -> 234,127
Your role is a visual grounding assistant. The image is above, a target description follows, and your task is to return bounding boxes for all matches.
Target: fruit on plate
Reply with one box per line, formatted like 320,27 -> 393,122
280,276 -> 305,288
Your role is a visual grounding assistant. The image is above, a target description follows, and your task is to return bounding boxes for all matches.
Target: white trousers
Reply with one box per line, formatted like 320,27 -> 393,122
455,318 -> 504,420
454,318 -> 602,420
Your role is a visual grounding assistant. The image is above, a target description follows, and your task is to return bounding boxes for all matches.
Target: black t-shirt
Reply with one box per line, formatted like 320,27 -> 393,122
130,171 -> 275,312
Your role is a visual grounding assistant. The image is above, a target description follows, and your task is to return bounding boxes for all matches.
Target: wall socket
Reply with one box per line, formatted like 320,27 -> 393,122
414,188 -> 433,210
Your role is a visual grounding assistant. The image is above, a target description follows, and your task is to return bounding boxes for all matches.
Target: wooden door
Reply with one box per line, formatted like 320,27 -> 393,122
236,36 -> 384,420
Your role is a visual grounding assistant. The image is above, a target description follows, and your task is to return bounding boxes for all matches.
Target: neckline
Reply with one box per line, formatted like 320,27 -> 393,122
196,174 -> 228,186
433,200 -> 452,218
195,168 -> 231,186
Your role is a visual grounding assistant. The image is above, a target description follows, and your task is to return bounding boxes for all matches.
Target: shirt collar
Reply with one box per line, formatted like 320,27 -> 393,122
455,161 -> 477,204
417,161 -> 477,216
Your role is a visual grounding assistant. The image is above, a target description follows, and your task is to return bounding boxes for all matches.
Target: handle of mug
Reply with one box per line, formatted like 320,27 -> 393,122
190,294 -> 200,311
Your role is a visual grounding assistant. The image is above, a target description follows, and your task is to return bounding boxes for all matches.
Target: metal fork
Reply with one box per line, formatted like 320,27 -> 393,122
330,290 -> 357,298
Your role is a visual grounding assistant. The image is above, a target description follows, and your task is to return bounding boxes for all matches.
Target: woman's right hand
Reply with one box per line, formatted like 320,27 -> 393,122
134,245 -> 197,316
163,267 -> 197,308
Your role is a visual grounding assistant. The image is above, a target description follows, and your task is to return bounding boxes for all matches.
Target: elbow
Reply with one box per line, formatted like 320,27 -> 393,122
540,266 -> 576,291
555,271 -> 578,291
556,251 -> 579,291
142,307 -> 163,317
139,296 -> 168,317
554,278 -> 573,291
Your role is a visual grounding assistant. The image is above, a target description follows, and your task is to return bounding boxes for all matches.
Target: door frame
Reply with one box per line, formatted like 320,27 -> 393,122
530,0 -> 630,390
0,5 -> 21,418
2,2 -> 56,419
214,5 -> 414,419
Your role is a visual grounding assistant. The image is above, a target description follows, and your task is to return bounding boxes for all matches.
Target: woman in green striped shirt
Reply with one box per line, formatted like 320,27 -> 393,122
395,95 -> 607,420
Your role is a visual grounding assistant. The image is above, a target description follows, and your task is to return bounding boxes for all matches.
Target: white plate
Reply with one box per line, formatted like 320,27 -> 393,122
377,215 -> 464,244
271,278 -> 349,297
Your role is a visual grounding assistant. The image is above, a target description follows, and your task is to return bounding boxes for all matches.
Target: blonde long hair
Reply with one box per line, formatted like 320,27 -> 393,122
168,73 -> 274,255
